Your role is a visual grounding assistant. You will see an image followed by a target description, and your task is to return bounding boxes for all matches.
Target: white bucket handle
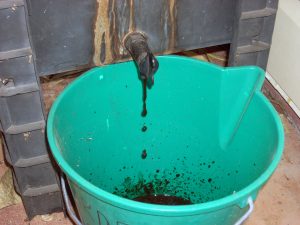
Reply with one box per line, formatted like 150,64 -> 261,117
61,175 -> 83,225
234,197 -> 254,225
61,175 -> 254,225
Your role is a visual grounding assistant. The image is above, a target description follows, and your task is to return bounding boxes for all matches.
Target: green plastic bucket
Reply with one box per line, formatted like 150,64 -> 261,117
47,56 -> 284,225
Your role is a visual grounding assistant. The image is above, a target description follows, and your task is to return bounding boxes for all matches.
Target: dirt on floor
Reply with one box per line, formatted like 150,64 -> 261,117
0,203 -> 72,225
245,115 -> 300,225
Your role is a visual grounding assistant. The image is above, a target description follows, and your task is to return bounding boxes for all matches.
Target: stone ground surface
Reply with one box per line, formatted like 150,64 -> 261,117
0,47 -> 299,224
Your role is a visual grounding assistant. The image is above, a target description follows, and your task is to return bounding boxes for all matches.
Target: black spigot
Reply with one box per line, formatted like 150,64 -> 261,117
123,32 -> 159,87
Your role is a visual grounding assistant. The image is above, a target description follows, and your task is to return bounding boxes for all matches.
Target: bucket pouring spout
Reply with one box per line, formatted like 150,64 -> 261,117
219,66 -> 265,148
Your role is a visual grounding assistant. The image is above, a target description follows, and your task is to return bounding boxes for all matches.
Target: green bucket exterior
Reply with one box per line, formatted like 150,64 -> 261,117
47,56 -> 284,225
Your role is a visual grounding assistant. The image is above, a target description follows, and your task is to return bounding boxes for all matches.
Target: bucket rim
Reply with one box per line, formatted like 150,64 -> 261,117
47,55 -> 284,216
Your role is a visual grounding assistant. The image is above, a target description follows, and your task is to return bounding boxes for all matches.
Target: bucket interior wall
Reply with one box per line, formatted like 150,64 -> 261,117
52,57 -> 279,204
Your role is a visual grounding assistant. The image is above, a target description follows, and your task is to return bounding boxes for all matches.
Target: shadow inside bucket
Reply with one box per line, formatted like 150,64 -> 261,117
133,194 -> 192,205
113,173 -> 193,205
111,157 -> 222,205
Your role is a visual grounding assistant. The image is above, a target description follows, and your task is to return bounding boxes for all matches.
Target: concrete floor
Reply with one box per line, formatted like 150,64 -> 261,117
245,115 -> 300,225
0,48 -> 299,224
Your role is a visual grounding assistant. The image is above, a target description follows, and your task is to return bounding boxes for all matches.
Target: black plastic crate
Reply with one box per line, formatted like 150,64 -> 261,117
0,3 -> 31,60
0,91 -> 45,134
13,162 -> 59,196
22,191 -> 63,220
4,129 -> 49,167
0,56 -> 39,96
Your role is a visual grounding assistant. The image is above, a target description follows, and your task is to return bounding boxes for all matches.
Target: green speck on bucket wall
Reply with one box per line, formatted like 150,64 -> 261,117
47,56 -> 284,225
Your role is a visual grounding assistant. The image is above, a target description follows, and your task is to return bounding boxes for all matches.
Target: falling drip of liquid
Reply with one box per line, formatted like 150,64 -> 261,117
141,125 -> 147,132
141,79 -> 147,117
141,149 -> 147,159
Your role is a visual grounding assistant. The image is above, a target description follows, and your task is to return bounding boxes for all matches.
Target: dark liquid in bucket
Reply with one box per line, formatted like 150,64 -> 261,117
133,194 -> 192,205
141,79 -> 147,117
